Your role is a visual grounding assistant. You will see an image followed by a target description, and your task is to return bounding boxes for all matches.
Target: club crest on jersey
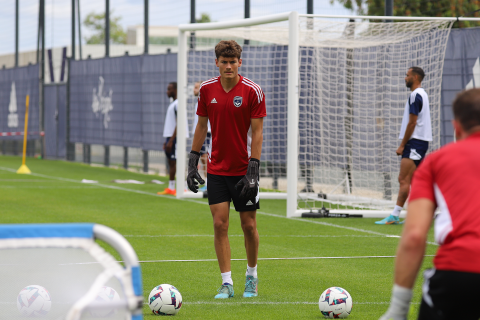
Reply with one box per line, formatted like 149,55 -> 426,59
233,96 -> 243,107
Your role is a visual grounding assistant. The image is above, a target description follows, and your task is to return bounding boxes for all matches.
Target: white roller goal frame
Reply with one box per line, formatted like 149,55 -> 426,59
176,12 -> 480,217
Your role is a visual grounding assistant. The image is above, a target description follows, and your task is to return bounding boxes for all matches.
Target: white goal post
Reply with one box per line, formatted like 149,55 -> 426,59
176,12 -> 480,218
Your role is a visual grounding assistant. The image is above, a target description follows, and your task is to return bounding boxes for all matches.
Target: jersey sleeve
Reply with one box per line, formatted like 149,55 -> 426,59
196,86 -> 208,117
409,154 -> 436,204
250,88 -> 267,119
409,93 -> 423,116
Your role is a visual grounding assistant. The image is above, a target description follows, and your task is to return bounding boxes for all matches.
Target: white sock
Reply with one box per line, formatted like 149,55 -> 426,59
221,271 -> 233,285
168,180 -> 175,190
391,205 -> 403,217
246,265 -> 257,278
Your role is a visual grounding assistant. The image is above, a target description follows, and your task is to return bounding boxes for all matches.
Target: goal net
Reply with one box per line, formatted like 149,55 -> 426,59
0,223 -> 143,319
175,12 -> 453,216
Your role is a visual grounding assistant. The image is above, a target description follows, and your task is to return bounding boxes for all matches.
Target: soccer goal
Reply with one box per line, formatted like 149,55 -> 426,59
176,12 -> 477,217
0,223 -> 143,319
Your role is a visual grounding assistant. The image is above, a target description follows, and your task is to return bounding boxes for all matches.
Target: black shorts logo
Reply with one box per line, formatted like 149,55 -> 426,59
233,96 -> 243,107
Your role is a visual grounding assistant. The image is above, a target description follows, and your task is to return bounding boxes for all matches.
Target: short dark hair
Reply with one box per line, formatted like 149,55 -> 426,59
215,40 -> 242,59
409,67 -> 425,82
169,82 -> 177,90
453,88 -> 480,131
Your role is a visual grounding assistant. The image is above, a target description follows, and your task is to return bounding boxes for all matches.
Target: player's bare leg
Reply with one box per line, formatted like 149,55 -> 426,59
211,202 -> 234,298
211,202 -> 231,272
158,159 -> 177,196
396,158 -> 416,207
376,158 -> 416,225
168,159 -> 176,182
240,210 -> 258,267
240,210 -> 259,297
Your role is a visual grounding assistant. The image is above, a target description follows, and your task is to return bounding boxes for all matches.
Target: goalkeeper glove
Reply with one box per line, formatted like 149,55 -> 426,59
378,285 -> 413,320
235,158 -> 260,200
186,151 -> 205,193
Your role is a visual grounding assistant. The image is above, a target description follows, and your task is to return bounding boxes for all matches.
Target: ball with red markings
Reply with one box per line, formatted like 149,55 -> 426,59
148,284 -> 182,316
17,285 -> 52,316
318,287 -> 352,318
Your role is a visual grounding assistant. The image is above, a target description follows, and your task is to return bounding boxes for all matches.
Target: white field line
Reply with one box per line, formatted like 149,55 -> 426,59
141,301 -> 421,305
0,255 -> 436,266
0,166 -> 438,246
0,186 -> 98,189
123,234 -> 388,238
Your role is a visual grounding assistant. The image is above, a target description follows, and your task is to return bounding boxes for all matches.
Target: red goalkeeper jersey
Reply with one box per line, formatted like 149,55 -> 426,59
409,132 -> 480,273
196,75 -> 266,176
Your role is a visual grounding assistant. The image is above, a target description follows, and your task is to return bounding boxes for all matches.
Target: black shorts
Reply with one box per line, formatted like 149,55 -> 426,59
418,268 -> 480,320
164,137 -> 176,160
402,138 -> 429,167
207,173 -> 260,212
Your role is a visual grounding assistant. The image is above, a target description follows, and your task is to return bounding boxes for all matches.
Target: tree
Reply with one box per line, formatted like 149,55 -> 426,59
196,13 -> 212,23
83,11 -> 127,44
331,0 -> 480,27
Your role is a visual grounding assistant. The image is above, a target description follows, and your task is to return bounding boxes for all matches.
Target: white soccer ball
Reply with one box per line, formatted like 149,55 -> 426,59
89,286 -> 121,317
148,284 -> 183,316
17,285 -> 52,316
318,287 -> 352,318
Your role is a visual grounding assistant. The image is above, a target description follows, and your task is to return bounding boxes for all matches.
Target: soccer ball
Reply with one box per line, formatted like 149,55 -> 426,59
17,285 -> 52,316
148,284 -> 182,315
318,287 -> 352,318
89,286 -> 121,317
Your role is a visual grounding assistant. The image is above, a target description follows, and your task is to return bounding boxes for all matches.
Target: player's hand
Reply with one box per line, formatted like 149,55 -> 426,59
166,141 -> 173,153
187,151 -> 205,193
378,310 -> 407,320
396,146 -> 404,156
235,158 -> 260,200
379,285 -> 412,320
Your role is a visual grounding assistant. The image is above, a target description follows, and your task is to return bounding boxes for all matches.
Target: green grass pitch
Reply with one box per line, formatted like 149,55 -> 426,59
0,155 -> 437,319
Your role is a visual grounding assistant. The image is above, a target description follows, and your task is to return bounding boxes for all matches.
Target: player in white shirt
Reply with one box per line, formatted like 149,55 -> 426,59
376,67 -> 432,225
191,81 -> 212,191
158,82 -> 189,196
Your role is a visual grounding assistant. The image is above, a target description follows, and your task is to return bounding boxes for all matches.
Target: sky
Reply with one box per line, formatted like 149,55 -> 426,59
0,0 -> 354,55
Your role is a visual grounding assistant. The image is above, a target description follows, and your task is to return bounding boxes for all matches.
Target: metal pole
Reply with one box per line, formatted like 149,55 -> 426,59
244,0 -> 250,45
123,147 -> 128,169
144,0 -> 149,54
176,29 -> 187,198
190,0 -> 195,49
77,0 -> 82,59
143,150 -> 148,173
66,58 -> 75,161
15,0 -> 19,67
286,11 -> 299,217
307,0 -> 313,29
71,0 -> 75,59
307,0 -> 313,14
40,0 -> 45,159
105,0 -> 110,57
104,146 -> 110,166
385,0 -> 393,22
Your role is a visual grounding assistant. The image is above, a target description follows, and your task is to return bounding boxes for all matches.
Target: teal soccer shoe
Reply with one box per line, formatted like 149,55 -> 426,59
215,283 -> 234,299
243,275 -> 258,298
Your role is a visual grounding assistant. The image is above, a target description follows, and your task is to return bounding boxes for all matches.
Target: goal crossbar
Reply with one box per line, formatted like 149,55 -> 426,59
176,11 -> 457,217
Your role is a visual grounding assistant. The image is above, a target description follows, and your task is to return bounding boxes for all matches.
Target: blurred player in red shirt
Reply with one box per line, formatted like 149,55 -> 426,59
380,88 -> 480,320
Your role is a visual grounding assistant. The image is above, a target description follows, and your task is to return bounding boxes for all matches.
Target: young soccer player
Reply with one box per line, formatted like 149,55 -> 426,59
376,67 -> 432,225
186,40 -> 266,299
158,82 -> 189,196
191,81 -> 211,191
380,88 -> 480,319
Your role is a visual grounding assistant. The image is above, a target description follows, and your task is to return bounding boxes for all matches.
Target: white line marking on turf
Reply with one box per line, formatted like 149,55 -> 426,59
123,234 -> 388,238
0,255 -> 435,266
141,301 -> 421,305
136,255 -> 434,263
0,166 -> 437,246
